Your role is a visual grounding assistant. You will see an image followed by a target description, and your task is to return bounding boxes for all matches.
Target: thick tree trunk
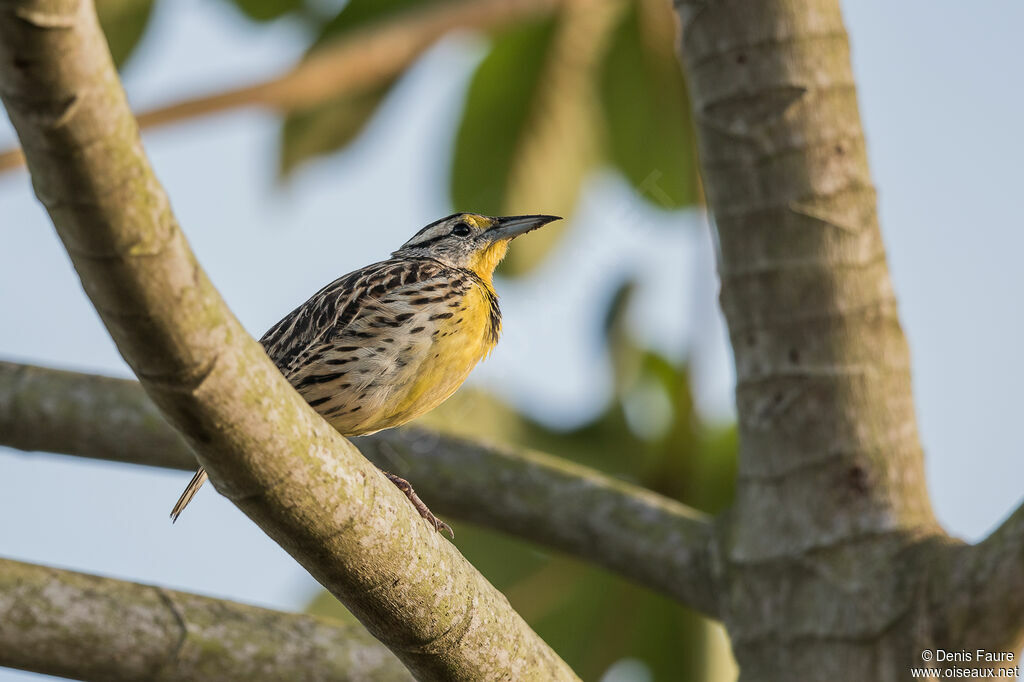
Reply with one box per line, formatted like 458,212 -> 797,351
672,1 -> 1021,680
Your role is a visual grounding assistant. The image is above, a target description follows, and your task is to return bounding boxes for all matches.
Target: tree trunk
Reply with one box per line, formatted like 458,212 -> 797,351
672,0 -> 1022,680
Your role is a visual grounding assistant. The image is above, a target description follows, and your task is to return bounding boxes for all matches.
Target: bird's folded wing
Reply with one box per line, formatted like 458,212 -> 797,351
259,258 -> 453,382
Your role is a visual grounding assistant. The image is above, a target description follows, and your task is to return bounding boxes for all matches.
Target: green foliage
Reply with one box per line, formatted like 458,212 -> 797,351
447,0 -> 700,273
280,84 -> 393,176
599,0 -> 700,210
450,17 -> 559,215
96,0 -> 156,67
226,0 -> 302,22
279,0 -> 445,175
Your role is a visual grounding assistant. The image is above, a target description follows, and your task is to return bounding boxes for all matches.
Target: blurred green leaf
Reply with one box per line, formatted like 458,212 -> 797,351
599,0 -> 699,210
96,0 -> 156,67
451,17 -> 559,216
453,3 -> 622,275
636,351 -> 694,498
280,83 -> 394,176
690,424 -> 738,514
227,0 -> 302,22
279,0 -> 445,175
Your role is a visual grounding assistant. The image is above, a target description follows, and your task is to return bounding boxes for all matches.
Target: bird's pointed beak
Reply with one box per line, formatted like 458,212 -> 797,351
485,214 -> 561,242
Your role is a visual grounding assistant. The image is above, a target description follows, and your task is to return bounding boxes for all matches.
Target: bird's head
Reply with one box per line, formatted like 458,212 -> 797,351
393,213 -> 561,280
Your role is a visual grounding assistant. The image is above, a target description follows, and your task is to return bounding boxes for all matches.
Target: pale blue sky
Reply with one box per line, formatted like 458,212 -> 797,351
1,1 -> 1022,680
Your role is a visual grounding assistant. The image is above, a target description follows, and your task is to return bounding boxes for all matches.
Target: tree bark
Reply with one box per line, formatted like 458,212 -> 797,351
0,360 -> 719,615
0,557 -> 411,682
0,1 -> 574,678
672,0 -> 1022,679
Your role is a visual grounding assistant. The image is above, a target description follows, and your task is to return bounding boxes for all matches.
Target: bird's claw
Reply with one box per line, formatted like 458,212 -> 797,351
382,470 -> 454,540
430,515 -> 455,540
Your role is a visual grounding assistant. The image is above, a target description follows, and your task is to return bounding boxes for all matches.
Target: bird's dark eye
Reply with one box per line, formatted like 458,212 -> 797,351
451,222 -> 472,237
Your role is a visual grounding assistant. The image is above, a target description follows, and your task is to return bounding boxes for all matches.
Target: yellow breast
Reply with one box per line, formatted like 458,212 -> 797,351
305,280 -> 498,435
382,283 -> 498,424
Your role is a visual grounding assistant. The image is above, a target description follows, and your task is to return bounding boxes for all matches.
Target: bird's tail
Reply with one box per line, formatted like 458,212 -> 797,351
170,467 -> 208,522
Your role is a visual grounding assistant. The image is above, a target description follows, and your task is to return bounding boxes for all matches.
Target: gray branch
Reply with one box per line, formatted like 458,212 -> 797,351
0,361 -> 195,470
0,2 -> 575,678
0,360 -> 719,616
0,556 -> 411,682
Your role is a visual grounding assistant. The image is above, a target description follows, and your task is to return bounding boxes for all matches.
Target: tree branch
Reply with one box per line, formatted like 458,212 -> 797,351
0,361 -> 195,470
0,2 -> 575,679
0,0 -> 562,173
0,557 -> 411,682
0,360 -> 720,616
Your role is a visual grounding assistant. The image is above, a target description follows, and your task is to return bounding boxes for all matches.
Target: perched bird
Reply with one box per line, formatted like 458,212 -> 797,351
170,212 -> 560,536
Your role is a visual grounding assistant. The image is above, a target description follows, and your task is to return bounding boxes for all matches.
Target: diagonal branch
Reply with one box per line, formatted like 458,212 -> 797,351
0,360 -> 720,616
0,2 -> 574,679
0,557 -> 411,682
0,0 -> 562,173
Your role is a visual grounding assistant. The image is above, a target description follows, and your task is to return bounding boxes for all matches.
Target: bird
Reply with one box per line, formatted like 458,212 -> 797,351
170,212 -> 561,537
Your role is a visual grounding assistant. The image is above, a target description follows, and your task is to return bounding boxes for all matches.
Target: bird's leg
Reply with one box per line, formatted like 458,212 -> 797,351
382,471 -> 454,540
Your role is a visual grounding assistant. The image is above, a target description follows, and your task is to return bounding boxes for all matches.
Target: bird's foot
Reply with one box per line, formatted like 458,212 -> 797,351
382,471 -> 454,540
